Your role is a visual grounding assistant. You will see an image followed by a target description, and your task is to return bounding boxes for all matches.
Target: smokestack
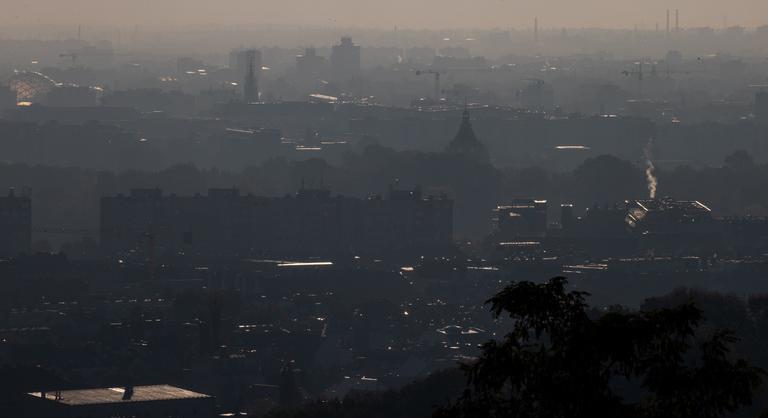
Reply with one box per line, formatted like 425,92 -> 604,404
666,10 -> 670,34
675,9 -> 679,33
644,139 -> 658,199
534,17 -> 539,43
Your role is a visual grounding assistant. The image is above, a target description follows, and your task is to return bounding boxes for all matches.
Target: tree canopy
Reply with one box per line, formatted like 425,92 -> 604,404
437,277 -> 763,418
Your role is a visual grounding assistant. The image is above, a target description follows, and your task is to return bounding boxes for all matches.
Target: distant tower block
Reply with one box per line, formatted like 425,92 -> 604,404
243,54 -> 258,103
230,48 -> 261,103
242,50 -> 260,103
330,36 -> 361,81
756,91 -> 768,125
561,204 -> 574,231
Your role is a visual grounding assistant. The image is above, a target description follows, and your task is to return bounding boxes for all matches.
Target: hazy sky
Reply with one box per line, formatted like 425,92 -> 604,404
3,0 -> 767,30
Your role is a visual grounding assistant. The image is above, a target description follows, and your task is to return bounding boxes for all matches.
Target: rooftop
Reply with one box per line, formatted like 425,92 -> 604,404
28,385 -> 210,406
446,107 -> 488,161
631,198 -> 712,214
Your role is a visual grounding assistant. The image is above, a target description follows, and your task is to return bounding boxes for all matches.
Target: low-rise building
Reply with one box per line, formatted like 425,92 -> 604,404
25,384 -> 215,418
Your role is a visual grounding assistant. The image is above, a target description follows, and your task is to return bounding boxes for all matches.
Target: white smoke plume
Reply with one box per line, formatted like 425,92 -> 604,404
644,139 -> 658,199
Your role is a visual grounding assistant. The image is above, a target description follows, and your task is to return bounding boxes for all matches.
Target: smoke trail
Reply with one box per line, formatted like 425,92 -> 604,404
644,139 -> 658,199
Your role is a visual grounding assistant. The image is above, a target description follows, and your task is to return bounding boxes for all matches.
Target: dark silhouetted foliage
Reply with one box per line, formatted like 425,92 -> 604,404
437,277 -> 763,418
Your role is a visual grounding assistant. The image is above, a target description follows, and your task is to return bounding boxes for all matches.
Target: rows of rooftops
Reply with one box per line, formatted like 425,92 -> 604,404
109,186 -> 451,201
629,198 -> 712,214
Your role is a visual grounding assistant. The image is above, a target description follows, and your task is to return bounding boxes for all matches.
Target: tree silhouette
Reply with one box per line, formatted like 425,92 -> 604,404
437,277 -> 763,418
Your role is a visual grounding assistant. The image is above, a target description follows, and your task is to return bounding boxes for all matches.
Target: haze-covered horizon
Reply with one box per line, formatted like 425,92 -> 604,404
3,0 -> 768,33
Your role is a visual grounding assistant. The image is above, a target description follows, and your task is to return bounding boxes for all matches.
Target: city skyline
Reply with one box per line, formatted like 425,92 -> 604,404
3,2 -> 768,416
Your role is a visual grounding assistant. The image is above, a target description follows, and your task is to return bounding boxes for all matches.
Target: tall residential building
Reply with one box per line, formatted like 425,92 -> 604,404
756,91 -> 768,124
330,37 -> 361,80
296,47 -> 326,79
100,187 -> 453,258
230,49 -> 261,103
0,189 -> 31,257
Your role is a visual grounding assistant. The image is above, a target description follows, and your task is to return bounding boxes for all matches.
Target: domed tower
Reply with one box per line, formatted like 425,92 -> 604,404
446,105 -> 489,162
8,71 -> 57,103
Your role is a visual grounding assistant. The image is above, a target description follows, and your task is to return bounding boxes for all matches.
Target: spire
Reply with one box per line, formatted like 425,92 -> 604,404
446,104 -> 489,162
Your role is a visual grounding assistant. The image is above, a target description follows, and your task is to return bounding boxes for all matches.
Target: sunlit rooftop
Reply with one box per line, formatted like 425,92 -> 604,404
28,384 -> 210,406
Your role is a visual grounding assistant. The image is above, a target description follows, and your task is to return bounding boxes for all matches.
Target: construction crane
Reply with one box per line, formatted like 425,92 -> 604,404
415,69 -> 443,101
622,61 -> 699,99
621,61 -> 651,99
59,48 -> 122,68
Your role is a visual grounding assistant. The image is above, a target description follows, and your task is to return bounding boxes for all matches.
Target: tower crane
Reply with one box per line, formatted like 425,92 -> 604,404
622,61 -> 698,99
415,69 -> 443,101
621,61 -> 651,99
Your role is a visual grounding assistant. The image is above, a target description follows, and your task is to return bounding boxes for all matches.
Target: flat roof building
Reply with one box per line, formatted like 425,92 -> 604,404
494,199 -> 548,239
26,384 -> 215,418
100,186 -> 453,259
331,37 -> 361,81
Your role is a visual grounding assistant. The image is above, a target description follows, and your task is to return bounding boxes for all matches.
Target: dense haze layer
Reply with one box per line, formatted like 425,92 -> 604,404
3,0 -> 767,30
